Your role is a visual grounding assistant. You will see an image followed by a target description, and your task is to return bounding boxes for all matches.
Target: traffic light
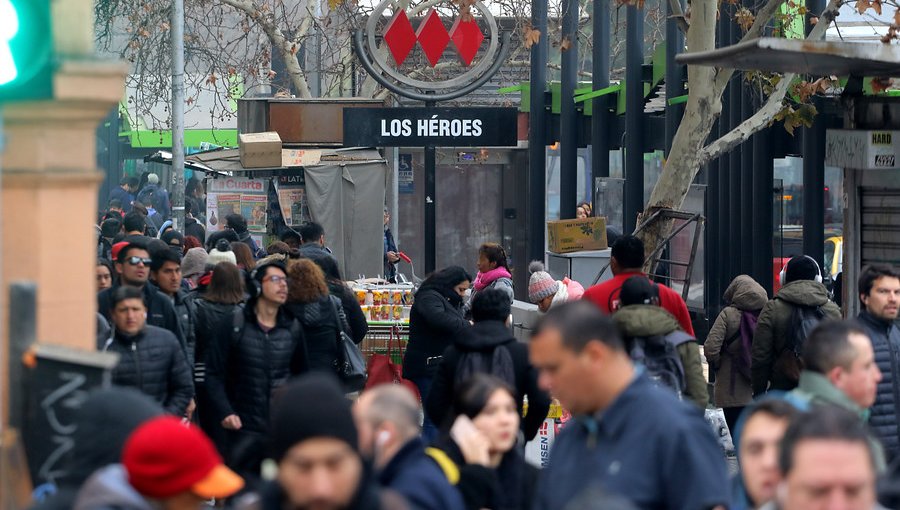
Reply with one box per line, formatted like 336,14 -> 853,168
0,0 -> 53,102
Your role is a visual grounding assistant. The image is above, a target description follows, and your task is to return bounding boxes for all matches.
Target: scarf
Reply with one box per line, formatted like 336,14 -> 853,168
549,281 -> 570,309
473,266 -> 512,292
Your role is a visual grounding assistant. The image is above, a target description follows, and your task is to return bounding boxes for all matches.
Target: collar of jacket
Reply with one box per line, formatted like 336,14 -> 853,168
796,371 -> 870,421
377,437 -> 425,486
114,327 -> 146,345
858,311 -> 895,335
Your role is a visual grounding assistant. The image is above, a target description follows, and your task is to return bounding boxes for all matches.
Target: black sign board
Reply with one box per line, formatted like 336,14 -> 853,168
343,107 -> 518,147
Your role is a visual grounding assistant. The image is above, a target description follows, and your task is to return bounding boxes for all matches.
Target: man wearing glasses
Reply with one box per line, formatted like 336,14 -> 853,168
97,242 -> 185,352
205,260 -> 308,484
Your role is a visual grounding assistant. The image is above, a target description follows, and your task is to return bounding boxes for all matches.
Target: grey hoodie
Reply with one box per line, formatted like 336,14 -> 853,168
73,465 -> 154,510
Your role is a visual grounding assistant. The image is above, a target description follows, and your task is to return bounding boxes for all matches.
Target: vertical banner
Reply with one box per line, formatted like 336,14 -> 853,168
398,153 -> 414,194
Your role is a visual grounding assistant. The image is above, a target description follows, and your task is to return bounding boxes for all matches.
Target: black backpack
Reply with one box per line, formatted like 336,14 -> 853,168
629,331 -> 694,399
774,303 -> 827,386
455,345 -> 517,391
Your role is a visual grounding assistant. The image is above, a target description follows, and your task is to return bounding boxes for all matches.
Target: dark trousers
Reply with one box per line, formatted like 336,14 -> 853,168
411,375 -> 439,443
723,406 -> 745,438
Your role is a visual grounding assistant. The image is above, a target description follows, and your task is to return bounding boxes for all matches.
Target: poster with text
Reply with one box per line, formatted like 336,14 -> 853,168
242,195 -> 268,233
206,177 -> 270,233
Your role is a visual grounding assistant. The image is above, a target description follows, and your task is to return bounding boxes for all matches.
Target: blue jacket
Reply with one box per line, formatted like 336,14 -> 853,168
378,438 -> 465,510
856,311 -> 900,462
107,186 -> 134,213
534,372 -> 730,510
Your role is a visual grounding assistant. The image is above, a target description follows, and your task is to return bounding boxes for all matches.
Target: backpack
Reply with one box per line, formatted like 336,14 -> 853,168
773,303 -> 827,387
455,345 -> 517,391
629,331 -> 694,399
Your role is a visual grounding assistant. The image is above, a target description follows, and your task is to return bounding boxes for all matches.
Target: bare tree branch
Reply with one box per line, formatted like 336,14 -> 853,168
667,0 -> 690,35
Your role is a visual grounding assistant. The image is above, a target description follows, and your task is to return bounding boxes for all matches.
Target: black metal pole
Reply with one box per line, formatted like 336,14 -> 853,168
624,4 -> 644,232
665,0 -> 685,156
753,128 -> 774,295
803,0 -> 826,269
425,99 -> 436,275
592,0 -> 610,178
528,0 -> 548,261
560,0 -> 579,220
741,79 -> 754,274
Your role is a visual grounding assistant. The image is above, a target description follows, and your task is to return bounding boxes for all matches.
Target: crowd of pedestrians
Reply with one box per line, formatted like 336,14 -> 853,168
39,190 -> 900,510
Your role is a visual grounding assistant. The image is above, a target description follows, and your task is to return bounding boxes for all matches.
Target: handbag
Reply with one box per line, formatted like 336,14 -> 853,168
364,325 -> 421,400
330,298 -> 367,392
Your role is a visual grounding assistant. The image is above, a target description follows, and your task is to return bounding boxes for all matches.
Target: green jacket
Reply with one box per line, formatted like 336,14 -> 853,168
788,371 -> 886,473
751,279 -> 841,394
614,304 -> 708,409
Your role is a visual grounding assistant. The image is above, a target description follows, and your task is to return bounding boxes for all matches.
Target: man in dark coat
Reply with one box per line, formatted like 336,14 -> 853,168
355,385 -> 464,510
98,243 -> 186,350
100,286 -> 193,416
108,176 -> 138,213
425,288 -> 551,440
225,213 -> 266,258
204,260 -> 307,488
855,263 -> 900,462
296,221 -> 337,265
384,207 -> 399,281
148,248 -> 197,367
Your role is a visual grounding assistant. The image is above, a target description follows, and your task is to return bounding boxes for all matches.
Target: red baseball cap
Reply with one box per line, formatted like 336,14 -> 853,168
111,241 -> 130,262
122,416 -> 243,499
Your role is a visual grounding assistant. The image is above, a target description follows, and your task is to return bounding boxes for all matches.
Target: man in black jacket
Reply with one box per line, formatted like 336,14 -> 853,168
855,263 -> 900,462
98,243 -> 186,350
225,213 -> 266,259
205,260 -> 307,488
148,248 -> 197,367
425,288 -> 551,441
101,286 -> 193,417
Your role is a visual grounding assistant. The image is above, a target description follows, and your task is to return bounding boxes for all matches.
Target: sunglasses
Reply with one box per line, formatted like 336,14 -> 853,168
264,275 -> 288,284
126,256 -> 152,266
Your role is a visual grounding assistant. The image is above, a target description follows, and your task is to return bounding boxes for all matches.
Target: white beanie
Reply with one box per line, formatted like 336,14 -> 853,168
207,247 -> 237,267
147,173 -> 160,184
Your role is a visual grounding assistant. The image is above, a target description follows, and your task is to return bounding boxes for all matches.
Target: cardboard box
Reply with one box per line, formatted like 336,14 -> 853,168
547,217 -> 608,254
239,131 -> 283,168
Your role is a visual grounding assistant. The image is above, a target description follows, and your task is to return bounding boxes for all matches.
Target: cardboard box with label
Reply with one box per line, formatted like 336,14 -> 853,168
547,217 -> 608,254
239,131 -> 283,168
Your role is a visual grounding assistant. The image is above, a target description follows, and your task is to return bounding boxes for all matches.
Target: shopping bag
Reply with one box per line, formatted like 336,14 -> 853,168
365,326 -> 420,400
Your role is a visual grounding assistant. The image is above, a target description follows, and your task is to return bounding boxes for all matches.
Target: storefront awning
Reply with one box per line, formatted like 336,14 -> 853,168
185,147 -> 385,176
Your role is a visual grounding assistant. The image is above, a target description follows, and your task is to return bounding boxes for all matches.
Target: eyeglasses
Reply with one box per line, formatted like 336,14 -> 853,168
264,275 -> 288,285
126,256 -> 152,266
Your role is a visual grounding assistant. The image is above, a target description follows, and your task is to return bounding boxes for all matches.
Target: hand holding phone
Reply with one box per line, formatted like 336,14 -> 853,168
450,415 -> 490,466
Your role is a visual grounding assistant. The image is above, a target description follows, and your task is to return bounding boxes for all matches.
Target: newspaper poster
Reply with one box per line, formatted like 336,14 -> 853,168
242,195 -> 268,233
275,175 -> 308,226
206,177 -> 269,233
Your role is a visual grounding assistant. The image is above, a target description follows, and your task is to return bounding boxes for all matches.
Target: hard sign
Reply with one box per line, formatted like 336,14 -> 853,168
825,129 -> 900,170
343,107 -> 518,147
0,0 -> 53,102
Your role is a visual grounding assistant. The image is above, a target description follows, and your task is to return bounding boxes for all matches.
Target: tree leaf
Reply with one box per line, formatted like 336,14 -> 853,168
734,7 -> 755,32
560,36 -> 572,51
523,26 -> 541,49
871,77 -> 893,94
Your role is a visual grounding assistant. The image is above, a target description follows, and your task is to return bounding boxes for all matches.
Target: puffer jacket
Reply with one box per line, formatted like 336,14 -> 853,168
285,295 -> 353,373
328,281 -> 369,344
613,304 -> 709,409
425,320 -> 552,440
101,325 -> 193,416
204,306 -> 308,433
172,289 -> 198,367
193,299 -> 241,382
98,284 -> 186,351
751,279 -> 841,395
705,276 -> 768,408
856,311 -> 900,462
403,288 -> 470,379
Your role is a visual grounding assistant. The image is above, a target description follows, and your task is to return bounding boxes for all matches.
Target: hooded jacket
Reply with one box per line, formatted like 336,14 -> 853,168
73,465 -> 154,510
184,216 -> 206,244
404,288 -> 471,380
613,305 -> 709,409
102,325 -> 194,416
786,370 -> 886,473
751,279 -> 841,395
705,276 -> 768,408
30,389 -> 162,510
856,310 -> 900,462
424,320 -> 552,441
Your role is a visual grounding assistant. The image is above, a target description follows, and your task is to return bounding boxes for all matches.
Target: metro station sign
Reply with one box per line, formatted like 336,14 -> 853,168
343,107 -> 517,147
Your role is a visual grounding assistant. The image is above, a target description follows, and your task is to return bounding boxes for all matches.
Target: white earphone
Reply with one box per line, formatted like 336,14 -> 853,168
376,430 -> 390,448
780,255 -> 823,285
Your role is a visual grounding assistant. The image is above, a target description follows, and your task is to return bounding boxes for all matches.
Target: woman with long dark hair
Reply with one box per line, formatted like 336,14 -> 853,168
96,258 -> 115,292
193,261 -> 244,454
403,265 -> 472,440
284,259 -> 355,375
430,374 -> 537,510
311,254 -> 368,343
231,241 -> 256,272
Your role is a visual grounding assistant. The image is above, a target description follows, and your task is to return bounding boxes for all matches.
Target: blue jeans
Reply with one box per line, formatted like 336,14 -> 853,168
411,375 -> 439,443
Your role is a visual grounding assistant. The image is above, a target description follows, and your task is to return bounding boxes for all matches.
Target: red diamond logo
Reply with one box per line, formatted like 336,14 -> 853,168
383,10 -> 417,66
416,10 -> 451,67
449,18 -> 484,66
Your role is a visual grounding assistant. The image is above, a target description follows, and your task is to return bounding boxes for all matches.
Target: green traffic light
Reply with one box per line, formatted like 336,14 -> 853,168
0,0 -> 19,85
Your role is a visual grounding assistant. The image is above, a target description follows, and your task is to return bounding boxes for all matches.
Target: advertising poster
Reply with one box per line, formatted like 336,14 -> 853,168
275,175 -> 308,226
206,177 -> 269,233
242,195 -> 268,233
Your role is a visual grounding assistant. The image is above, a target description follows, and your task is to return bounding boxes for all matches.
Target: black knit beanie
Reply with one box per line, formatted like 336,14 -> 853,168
269,372 -> 358,461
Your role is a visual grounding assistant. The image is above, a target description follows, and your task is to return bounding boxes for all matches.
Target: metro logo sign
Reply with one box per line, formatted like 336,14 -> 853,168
384,9 -> 485,67
0,0 -> 53,102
